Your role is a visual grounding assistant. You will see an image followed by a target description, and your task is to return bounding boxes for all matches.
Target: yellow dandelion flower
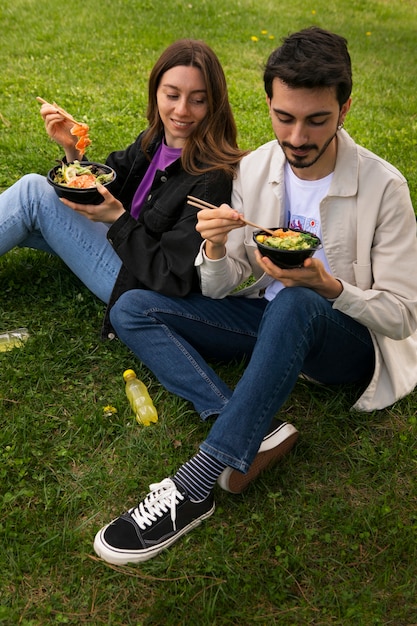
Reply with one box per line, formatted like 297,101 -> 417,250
312,10 -> 316,15
251,36 -> 259,42
366,31 -> 372,36
103,404 -> 118,416
269,35 -> 275,40
261,30 -> 267,35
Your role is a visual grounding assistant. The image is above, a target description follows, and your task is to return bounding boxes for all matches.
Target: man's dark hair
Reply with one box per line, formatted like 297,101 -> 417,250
264,27 -> 352,107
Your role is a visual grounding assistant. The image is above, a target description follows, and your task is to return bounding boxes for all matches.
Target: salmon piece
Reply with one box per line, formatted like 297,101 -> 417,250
70,122 -> 91,157
70,122 -> 89,137
74,135 -> 92,156
67,173 -> 96,188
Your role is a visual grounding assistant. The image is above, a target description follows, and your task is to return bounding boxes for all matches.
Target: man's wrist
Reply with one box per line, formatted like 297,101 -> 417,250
323,278 -> 343,300
204,240 -> 226,260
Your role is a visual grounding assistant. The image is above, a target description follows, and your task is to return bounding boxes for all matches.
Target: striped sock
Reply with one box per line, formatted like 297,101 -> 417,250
174,450 -> 227,502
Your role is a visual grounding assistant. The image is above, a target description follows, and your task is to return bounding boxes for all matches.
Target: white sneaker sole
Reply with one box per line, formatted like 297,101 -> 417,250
93,503 -> 215,565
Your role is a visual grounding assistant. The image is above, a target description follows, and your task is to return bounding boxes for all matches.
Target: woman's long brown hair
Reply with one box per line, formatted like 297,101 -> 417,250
142,39 -> 247,177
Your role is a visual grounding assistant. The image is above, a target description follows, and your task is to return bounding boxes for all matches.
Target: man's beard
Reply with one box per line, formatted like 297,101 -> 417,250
278,127 -> 338,170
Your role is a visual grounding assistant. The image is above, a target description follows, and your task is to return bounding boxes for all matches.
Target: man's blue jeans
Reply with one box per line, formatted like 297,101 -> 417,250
0,174 -> 121,302
110,287 -> 375,473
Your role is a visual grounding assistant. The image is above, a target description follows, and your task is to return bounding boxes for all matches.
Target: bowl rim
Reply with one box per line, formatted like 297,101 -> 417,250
253,227 -> 321,253
47,161 -> 116,190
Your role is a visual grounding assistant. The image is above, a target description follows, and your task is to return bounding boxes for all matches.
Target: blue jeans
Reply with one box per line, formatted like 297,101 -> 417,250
110,287 -> 375,472
0,174 -> 122,302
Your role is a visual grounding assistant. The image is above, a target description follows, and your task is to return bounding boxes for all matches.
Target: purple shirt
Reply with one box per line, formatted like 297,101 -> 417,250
130,141 -> 182,219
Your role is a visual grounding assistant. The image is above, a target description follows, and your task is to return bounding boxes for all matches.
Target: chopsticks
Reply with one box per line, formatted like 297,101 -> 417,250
187,195 -> 219,211
36,97 -> 81,125
187,195 -> 277,236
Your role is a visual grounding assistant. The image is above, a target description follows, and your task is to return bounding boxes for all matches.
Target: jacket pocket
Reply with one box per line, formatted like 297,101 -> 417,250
353,260 -> 372,290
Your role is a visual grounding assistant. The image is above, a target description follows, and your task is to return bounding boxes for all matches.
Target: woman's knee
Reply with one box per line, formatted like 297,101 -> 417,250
12,173 -> 58,207
19,173 -> 50,191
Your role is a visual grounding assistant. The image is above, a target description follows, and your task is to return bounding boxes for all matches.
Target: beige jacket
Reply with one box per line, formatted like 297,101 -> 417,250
196,131 -> 417,411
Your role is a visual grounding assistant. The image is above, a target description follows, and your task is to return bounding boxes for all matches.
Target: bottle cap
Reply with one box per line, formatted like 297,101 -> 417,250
123,369 -> 136,381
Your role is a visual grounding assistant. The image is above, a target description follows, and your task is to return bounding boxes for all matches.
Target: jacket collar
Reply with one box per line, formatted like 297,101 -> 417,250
330,129 -> 359,197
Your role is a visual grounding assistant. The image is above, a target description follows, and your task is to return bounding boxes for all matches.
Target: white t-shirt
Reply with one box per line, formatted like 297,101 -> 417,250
265,162 -> 333,301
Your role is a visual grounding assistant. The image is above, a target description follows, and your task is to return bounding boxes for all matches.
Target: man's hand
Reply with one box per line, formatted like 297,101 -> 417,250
196,204 -> 245,259
256,252 -> 343,299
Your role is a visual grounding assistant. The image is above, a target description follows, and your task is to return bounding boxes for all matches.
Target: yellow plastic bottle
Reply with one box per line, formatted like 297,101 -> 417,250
123,369 -> 158,426
0,328 -> 30,352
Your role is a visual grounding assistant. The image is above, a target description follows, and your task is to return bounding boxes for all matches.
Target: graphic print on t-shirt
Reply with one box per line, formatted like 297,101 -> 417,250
289,214 -> 320,236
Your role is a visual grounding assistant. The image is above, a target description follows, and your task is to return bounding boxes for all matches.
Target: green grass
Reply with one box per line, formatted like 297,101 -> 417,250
1,0 -> 417,624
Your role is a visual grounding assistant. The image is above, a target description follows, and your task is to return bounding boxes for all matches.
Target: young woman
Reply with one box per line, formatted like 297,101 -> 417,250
0,39 -> 246,336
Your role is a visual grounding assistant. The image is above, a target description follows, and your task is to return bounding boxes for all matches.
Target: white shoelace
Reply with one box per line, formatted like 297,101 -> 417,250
130,478 -> 184,532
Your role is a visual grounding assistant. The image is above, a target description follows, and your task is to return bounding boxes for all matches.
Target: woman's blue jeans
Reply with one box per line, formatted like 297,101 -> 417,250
0,174 -> 121,302
110,287 -> 375,473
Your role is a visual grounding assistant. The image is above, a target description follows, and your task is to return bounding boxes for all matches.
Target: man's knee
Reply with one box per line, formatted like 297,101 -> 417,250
110,289 -> 148,328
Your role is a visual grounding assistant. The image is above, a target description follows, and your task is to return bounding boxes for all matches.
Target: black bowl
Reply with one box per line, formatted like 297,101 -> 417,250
47,162 -> 116,205
253,227 -> 321,268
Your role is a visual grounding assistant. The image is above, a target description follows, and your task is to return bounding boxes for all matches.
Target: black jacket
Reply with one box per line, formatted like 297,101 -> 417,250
101,131 -> 233,338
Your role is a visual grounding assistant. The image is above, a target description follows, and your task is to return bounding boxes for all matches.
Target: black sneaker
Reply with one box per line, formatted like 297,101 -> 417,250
217,419 -> 299,494
93,478 -> 215,564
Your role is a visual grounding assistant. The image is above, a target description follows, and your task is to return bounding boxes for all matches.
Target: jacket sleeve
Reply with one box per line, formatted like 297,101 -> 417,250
333,179 -> 417,340
195,160 -> 268,299
106,168 -> 233,297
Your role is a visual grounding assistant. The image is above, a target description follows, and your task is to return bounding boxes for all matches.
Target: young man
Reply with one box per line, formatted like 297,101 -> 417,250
94,27 -> 417,565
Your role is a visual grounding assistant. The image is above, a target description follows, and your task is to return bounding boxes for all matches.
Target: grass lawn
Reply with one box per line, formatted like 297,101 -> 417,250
1,0 -> 417,624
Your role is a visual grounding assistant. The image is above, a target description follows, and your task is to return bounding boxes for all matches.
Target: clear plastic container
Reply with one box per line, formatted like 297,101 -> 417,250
0,328 -> 30,352
123,369 -> 158,426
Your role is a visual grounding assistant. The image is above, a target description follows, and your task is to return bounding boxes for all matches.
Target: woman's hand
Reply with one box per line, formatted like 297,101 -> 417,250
60,184 -> 126,224
256,252 -> 343,299
196,204 -> 245,259
39,103 -> 82,162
